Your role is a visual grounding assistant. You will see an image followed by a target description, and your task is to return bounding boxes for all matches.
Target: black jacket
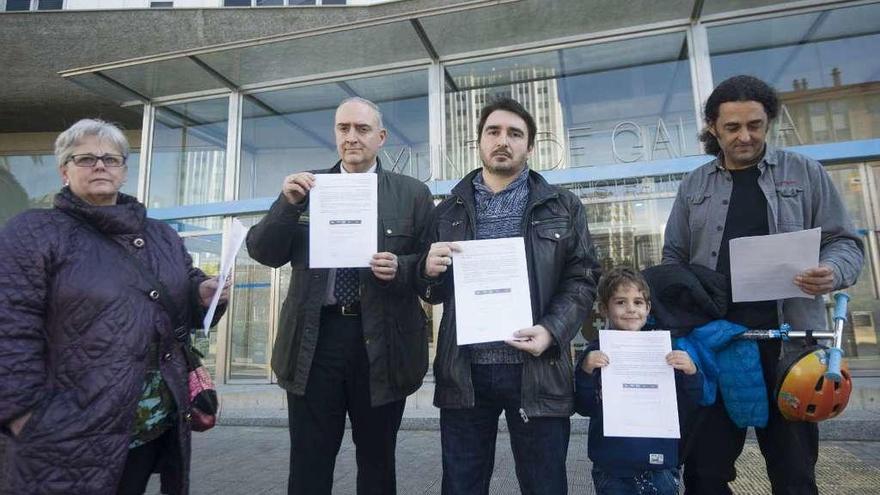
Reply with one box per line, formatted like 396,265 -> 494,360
641,263 -> 728,336
416,168 -> 600,417
246,161 -> 434,406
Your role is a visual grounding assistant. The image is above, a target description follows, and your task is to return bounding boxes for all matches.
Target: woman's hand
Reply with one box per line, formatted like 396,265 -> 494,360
581,350 -> 609,374
198,276 -> 231,308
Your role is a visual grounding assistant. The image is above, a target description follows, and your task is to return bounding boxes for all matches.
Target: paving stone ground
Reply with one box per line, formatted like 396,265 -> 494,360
140,426 -> 880,494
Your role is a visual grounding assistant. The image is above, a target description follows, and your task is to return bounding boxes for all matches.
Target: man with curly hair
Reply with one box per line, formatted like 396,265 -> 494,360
662,75 -> 864,494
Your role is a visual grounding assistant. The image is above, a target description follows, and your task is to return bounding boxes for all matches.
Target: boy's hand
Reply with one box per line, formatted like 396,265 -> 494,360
666,350 -> 696,375
581,350 -> 609,374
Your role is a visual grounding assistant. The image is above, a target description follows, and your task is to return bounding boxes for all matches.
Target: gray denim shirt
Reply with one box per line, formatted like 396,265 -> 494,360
662,146 -> 864,333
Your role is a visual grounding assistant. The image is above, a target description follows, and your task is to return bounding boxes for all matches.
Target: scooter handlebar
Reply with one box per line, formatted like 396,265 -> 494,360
825,347 -> 843,382
833,293 -> 850,323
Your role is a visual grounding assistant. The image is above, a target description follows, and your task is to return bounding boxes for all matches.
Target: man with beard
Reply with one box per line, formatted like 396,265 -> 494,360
417,97 -> 600,494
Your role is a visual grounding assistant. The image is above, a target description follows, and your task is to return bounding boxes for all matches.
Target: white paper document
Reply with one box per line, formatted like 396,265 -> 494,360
309,173 -> 378,268
452,237 -> 533,345
202,218 -> 248,336
599,330 -> 680,439
729,227 -> 820,303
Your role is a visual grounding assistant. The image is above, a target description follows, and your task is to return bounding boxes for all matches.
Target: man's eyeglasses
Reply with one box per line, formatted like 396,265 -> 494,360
67,154 -> 127,168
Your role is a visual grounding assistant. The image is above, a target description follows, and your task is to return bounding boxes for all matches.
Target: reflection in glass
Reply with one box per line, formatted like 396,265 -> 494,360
0,152 -> 140,227
229,215 -> 272,380
184,234 -> 223,376
238,71 -> 430,199
826,163 -> 880,370
571,174 -> 682,339
164,216 -> 224,233
444,32 -> 698,178
149,98 -> 228,209
577,175 -> 682,271
4,0 -> 30,11
37,0 -> 63,10
709,3 -> 880,146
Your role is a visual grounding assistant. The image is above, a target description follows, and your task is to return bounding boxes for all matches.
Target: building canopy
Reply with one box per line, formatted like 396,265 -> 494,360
59,0 -> 707,103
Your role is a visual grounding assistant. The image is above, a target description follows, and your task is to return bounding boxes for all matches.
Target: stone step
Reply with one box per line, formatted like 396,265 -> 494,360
215,376 -> 880,440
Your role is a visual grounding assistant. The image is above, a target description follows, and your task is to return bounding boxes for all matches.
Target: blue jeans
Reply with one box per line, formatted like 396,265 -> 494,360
440,364 -> 570,495
591,467 -> 681,495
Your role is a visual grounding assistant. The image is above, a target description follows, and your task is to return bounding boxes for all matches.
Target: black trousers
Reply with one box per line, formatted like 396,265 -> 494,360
117,428 -> 178,495
287,309 -> 406,495
683,341 -> 819,495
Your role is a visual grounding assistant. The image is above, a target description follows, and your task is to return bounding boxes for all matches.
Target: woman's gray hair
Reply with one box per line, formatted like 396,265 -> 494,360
55,119 -> 130,168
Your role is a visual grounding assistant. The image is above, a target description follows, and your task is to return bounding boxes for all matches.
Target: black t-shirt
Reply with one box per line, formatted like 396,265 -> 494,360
716,166 -> 778,330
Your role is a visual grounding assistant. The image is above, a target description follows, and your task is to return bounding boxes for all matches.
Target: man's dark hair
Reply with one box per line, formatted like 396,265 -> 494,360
477,97 -> 537,149
700,75 -> 780,156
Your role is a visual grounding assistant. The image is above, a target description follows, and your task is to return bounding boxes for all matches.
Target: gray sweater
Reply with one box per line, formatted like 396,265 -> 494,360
470,167 -> 530,364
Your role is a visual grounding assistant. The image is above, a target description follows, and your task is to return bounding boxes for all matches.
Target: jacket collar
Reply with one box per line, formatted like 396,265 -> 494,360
451,166 -> 557,206
709,144 -> 777,175
54,186 -> 146,235
329,158 -> 383,175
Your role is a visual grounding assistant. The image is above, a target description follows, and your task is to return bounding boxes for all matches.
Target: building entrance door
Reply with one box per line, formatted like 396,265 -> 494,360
826,162 -> 880,373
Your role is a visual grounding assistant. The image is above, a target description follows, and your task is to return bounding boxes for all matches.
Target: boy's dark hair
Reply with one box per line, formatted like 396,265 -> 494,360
597,266 -> 651,309
699,75 -> 780,156
477,97 -> 537,150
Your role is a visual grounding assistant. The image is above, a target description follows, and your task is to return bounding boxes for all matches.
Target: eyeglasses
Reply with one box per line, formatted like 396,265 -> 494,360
67,153 -> 127,168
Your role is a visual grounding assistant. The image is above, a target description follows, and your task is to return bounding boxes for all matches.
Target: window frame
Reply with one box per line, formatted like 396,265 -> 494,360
3,0 -> 65,11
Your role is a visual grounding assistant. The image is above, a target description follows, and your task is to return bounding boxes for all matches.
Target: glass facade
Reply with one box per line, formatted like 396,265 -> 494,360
149,98 -> 229,209
574,174 -> 683,340
444,32 -> 699,176
709,3 -> 880,146
825,162 -> 880,370
4,0 -> 30,10
239,70 -> 430,199
39,0 -> 877,382
184,234 -> 223,376
228,215 -> 274,381
0,152 -> 140,225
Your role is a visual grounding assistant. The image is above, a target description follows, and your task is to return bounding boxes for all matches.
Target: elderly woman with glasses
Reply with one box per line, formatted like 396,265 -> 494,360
0,118 -> 228,495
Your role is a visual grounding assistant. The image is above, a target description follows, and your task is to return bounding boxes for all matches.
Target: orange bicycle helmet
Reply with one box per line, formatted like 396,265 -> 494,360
775,346 -> 852,422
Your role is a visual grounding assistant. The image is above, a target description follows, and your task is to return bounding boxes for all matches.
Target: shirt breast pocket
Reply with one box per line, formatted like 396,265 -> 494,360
382,218 -> 415,254
776,186 -> 805,232
687,193 -> 712,232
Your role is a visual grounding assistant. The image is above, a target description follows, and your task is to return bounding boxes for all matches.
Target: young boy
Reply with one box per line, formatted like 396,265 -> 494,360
575,266 -> 702,495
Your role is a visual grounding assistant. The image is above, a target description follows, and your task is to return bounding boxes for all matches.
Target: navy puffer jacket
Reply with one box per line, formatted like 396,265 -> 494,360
0,187 -> 217,494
